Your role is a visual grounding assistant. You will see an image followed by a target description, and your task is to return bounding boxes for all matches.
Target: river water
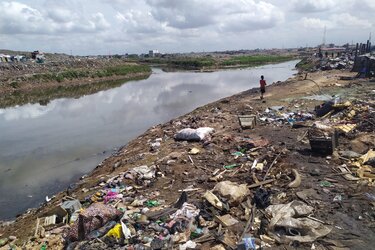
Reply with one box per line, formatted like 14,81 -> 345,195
0,60 -> 298,219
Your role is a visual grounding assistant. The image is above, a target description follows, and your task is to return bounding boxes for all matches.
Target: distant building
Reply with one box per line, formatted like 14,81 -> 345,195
148,49 -> 160,57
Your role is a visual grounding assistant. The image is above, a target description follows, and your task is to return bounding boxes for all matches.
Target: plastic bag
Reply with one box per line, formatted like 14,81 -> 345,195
174,127 -> 214,141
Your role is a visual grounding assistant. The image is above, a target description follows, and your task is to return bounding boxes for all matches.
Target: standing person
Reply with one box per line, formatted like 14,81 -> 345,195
259,75 -> 266,100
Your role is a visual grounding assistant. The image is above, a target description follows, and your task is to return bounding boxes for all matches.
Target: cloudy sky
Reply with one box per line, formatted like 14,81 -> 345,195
0,0 -> 373,55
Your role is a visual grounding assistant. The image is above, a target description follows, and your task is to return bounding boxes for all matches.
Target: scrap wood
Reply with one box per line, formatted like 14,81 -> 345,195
324,177 -> 339,183
34,218 -> 40,237
217,231 -> 237,250
194,233 -> 215,243
178,188 -> 202,192
188,155 -> 194,165
252,173 -> 260,184
248,179 -> 274,189
229,164 -> 244,176
163,179 -> 175,189
240,206 -> 256,239
188,155 -> 210,172
307,215 -> 331,225
216,214 -> 239,227
297,130 -> 309,142
335,124 -> 356,133
145,207 -> 178,220
263,152 -> 282,181
212,169 -> 228,179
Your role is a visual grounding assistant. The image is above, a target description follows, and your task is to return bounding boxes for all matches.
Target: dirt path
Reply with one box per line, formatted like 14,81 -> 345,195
1,69 -> 374,249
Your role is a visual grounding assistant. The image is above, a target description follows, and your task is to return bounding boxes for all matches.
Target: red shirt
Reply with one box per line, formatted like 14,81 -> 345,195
260,79 -> 266,88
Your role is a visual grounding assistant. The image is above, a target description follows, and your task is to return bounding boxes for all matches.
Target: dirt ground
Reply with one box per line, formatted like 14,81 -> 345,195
0,69 -> 374,249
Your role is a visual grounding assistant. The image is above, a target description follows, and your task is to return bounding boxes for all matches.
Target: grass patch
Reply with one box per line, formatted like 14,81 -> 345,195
141,55 -> 295,70
167,58 -> 215,69
220,55 -> 295,67
28,64 -> 151,83
142,57 -> 215,70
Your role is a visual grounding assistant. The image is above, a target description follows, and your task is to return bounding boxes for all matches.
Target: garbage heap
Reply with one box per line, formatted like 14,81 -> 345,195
3,94 -> 375,250
318,54 -> 354,71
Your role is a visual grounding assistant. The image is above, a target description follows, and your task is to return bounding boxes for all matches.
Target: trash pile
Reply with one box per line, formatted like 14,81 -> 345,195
258,105 -> 314,127
295,96 -> 375,184
1,81 -> 374,249
12,123 -> 333,250
319,55 -> 354,71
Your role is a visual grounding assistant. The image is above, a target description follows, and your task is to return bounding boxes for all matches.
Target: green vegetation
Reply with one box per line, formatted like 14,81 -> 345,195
140,55 -> 295,70
220,55 -> 295,67
142,57 -> 215,70
29,64 -> 151,83
168,58 -> 215,69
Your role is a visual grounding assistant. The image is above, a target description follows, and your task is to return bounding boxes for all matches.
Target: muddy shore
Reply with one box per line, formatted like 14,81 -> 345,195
1,68 -> 374,249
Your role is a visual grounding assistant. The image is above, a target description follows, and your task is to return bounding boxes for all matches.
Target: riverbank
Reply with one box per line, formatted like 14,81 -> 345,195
1,68 -> 374,249
140,54 -> 296,71
0,58 -> 151,108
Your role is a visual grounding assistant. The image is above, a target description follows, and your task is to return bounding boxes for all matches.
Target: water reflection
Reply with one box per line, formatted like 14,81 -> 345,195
0,60 -> 298,219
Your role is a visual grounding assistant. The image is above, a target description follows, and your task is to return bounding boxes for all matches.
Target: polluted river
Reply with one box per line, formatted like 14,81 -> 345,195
0,60 -> 298,220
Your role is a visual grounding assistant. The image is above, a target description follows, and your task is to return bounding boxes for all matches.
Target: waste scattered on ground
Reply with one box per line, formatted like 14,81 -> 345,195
1,61 -> 375,249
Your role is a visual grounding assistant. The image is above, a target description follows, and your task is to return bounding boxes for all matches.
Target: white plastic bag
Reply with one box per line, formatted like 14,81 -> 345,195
174,127 -> 214,141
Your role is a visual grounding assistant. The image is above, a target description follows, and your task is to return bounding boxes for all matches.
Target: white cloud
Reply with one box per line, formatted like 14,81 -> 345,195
145,0 -> 283,31
0,1 -> 110,35
115,10 -> 167,34
301,17 -> 333,29
356,0 -> 375,10
292,0 -> 337,13
301,13 -> 372,30
0,0 -> 374,54
331,13 -> 372,29
218,1 -> 284,32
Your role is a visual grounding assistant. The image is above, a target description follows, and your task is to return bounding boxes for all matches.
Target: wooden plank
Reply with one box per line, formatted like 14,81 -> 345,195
248,179 -> 274,188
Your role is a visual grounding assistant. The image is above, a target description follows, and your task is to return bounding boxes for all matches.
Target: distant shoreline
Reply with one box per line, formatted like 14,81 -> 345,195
0,62 -> 151,108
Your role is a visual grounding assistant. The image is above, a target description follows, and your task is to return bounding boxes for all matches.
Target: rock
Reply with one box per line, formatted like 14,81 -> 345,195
8,236 -> 17,241
309,168 -> 321,176
168,152 -> 183,159
296,189 -> 320,202
339,150 -> 361,159
214,181 -> 250,206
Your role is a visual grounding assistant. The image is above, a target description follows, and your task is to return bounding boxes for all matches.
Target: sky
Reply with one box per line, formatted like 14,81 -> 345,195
0,0 -> 374,55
